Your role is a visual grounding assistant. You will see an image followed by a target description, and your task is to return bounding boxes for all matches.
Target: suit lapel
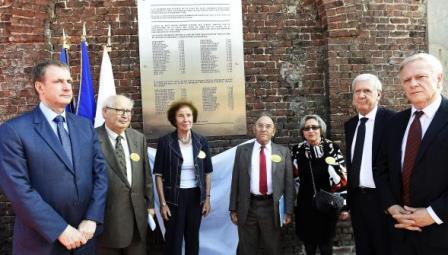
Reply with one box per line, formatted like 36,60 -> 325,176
33,107 -> 75,174
66,113 -> 81,174
271,143 -> 279,175
191,131 -> 202,164
372,108 -> 385,162
168,132 -> 182,160
97,125 -> 130,187
244,142 -> 255,177
394,109 -> 412,172
346,117 -> 357,164
415,98 -> 448,165
125,129 -> 139,188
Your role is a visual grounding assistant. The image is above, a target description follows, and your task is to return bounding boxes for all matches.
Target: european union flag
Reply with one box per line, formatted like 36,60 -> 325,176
76,40 -> 96,124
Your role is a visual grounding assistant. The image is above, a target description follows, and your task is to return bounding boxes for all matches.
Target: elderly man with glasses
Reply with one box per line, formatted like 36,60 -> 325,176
95,94 -> 155,255
229,114 -> 295,255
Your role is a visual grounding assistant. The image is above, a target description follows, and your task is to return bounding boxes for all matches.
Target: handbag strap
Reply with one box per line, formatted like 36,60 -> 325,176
308,158 -> 318,196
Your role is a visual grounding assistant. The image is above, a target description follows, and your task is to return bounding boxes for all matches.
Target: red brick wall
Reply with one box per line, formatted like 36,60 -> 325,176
320,0 -> 427,143
0,0 -> 428,254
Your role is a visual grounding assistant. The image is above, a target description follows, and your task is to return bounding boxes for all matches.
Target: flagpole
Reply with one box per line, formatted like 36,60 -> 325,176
106,24 -> 112,52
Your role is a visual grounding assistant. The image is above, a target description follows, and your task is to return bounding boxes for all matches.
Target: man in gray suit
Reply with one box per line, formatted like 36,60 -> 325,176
95,95 -> 155,255
229,114 -> 294,255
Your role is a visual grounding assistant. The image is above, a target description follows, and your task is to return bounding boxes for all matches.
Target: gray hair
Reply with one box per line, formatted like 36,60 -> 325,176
399,53 -> 443,74
102,95 -> 134,109
351,73 -> 382,92
299,114 -> 327,137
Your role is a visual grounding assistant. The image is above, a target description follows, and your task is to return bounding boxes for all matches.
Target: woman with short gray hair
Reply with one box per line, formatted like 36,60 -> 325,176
292,114 -> 347,255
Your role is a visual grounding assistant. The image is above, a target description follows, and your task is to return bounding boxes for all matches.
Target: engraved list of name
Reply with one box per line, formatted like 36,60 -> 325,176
138,0 -> 246,138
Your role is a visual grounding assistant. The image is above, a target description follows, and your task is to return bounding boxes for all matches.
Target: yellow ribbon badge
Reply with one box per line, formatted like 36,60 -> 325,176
271,154 -> 282,163
130,153 -> 140,162
325,156 -> 337,165
198,150 -> 206,159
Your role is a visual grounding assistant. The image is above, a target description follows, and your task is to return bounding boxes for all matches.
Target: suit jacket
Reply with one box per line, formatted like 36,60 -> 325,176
375,97 -> 448,247
96,125 -> 154,248
344,107 -> 395,207
229,141 -> 294,228
0,106 -> 108,255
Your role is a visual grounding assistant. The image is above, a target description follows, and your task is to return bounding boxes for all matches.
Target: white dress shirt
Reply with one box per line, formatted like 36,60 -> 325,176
250,141 -> 273,195
105,126 -> 132,186
400,94 -> 442,224
351,106 -> 377,188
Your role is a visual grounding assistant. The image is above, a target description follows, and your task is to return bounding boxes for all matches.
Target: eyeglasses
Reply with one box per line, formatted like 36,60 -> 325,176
106,107 -> 133,115
256,123 -> 274,130
302,125 -> 320,131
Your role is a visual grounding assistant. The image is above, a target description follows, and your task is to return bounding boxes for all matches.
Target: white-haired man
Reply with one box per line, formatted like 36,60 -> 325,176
376,53 -> 448,254
96,95 -> 155,255
344,73 -> 395,255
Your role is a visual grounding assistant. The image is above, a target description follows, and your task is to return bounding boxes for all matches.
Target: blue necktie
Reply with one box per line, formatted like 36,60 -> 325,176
53,115 -> 73,165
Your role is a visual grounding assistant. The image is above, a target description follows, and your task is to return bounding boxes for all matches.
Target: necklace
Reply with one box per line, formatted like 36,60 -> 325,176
178,131 -> 191,145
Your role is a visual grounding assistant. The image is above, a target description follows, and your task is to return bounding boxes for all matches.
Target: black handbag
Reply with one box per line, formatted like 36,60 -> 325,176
308,160 -> 344,213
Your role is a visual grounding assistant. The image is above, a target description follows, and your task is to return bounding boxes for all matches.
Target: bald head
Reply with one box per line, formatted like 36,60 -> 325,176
253,115 -> 276,145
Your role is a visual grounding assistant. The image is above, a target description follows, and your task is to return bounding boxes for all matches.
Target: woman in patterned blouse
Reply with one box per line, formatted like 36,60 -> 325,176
291,114 -> 347,255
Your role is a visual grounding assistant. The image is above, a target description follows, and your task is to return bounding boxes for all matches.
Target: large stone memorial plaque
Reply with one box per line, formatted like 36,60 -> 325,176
138,0 -> 246,138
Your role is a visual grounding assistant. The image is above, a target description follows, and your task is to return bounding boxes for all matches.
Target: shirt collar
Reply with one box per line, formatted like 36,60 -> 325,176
105,125 -> 126,141
411,94 -> 441,119
254,140 -> 271,151
358,105 -> 378,122
39,102 -> 66,123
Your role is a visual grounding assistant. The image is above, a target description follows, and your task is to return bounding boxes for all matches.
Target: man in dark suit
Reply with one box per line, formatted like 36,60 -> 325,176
344,73 -> 394,255
0,60 -> 108,255
96,95 -> 155,255
375,53 -> 448,254
229,114 -> 294,255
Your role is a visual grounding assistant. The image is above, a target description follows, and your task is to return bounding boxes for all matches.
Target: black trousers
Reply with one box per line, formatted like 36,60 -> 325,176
393,231 -> 448,255
350,188 -> 391,255
164,188 -> 202,255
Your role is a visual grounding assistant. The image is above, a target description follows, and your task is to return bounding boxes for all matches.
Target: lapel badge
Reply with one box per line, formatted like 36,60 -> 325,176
130,153 -> 140,162
325,156 -> 337,165
271,154 -> 282,163
198,150 -> 206,159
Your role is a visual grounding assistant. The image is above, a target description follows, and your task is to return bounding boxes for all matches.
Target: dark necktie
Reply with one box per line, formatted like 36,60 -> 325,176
351,117 -> 368,188
53,115 -> 73,165
402,111 -> 423,205
115,135 -> 127,177
259,145 -> 267,195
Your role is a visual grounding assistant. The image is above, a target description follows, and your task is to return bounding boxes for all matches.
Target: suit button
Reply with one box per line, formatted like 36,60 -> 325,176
73,201 -> 80,206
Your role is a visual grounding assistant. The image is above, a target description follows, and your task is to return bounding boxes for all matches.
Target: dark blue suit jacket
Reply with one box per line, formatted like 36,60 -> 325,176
375,97 -> 448,247
0,106 -> 108,255
153,130 -> 213,206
